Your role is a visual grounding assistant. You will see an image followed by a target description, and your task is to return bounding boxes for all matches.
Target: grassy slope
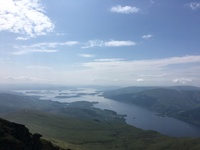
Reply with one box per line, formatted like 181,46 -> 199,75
3,110 -> 200,150
1,92 -> 200,149
0,118 -> 62,150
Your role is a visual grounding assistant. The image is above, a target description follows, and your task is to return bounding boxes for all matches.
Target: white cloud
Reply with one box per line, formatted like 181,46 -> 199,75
13,41 -> 79,55
104,40 -> 136,47
26,41 -> 79,48
79,54 -> 95,58
3,55 -> 200,86
136,79 -> 144,82
187,2 -> 200,10
95,58 -> 124,62
82,40 -> 136,48
76,55 -> 200,85
16,36 -> 29,40
84,55 -> 200,69
172,78 -> 192,84
142,34 -> 153,39
0,0 -> 54,37
110,5 -> 140,14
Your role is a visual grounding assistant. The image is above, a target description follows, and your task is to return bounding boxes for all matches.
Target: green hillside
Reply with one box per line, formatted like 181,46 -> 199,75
3,110 -> 200,150
104,86 -> 200,125
0,118 -> 62,150
1,92 -> 200,150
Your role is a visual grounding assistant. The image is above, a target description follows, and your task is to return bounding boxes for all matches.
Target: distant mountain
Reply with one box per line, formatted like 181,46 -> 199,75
166,86 -> 200,91
0,93 -> 66,114
104,86 -> 200,125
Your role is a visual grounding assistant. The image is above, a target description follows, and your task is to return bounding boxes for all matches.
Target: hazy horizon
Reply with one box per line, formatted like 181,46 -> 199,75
1,0 -> 200,87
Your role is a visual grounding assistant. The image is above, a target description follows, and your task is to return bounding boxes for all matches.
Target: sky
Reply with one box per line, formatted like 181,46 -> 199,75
0,0 -> 200,87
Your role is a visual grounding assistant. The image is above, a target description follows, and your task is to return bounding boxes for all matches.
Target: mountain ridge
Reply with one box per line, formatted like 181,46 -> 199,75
104,86 -> 200,125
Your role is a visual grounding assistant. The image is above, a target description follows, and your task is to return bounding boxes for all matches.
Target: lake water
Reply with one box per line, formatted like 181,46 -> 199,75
15,88 -> 200,137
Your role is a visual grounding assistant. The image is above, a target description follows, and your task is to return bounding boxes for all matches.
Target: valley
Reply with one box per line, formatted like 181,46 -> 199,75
1,86 -> 200,149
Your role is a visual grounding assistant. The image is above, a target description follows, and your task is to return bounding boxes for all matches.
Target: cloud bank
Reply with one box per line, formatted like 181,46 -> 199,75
0,0 -> 54,37
13,41 -> 79,55
3,55 -> 200,86
71,55 -> 200,85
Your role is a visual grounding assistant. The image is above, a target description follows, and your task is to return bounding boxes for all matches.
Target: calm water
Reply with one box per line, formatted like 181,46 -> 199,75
15,88 -> 200,137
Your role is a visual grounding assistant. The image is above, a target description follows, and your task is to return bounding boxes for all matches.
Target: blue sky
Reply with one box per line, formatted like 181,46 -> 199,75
0,0 -> 200,86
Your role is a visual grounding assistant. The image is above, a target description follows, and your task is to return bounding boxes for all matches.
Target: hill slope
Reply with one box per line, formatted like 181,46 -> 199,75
0,118 -> 63,150
1,92 -> 200,149
104,86 -> 200,125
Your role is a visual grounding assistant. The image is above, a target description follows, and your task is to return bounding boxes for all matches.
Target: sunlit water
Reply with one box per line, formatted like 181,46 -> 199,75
14,88 -> 200,137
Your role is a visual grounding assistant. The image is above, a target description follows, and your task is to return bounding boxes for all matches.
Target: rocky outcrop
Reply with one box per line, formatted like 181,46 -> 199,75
0,118 -> 62,150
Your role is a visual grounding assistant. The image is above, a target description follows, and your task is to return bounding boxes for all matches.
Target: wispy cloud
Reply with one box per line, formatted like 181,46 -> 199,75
142,34 -> 153,39
95,58 -> 124,62
79,54 -> 95,58
8,76 -> 44,82
13,49 -> 58,55
13,41 -> 79,55
82,40 -> 104,48
186,2 -> 200,10
82,40 -> 136,48
0,0 -> 54,37
140,73 -> 168,77
27,41 -> 79,48
77,55 -> 200,85
110,5 -> 140,14
150,0 -> 155,4
15,55 -> 200,86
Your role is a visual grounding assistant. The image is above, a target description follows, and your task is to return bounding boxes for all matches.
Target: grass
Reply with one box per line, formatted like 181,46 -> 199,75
1,93 -> 200,149
2,109 -> 130,149
2,109 -> 200,150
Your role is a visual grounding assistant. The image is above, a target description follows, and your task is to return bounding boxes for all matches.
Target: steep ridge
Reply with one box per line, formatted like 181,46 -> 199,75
0,118 -> 63,150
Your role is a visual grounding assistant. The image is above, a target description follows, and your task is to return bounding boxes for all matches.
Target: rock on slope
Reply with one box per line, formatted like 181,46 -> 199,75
0,118 -> 63,150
